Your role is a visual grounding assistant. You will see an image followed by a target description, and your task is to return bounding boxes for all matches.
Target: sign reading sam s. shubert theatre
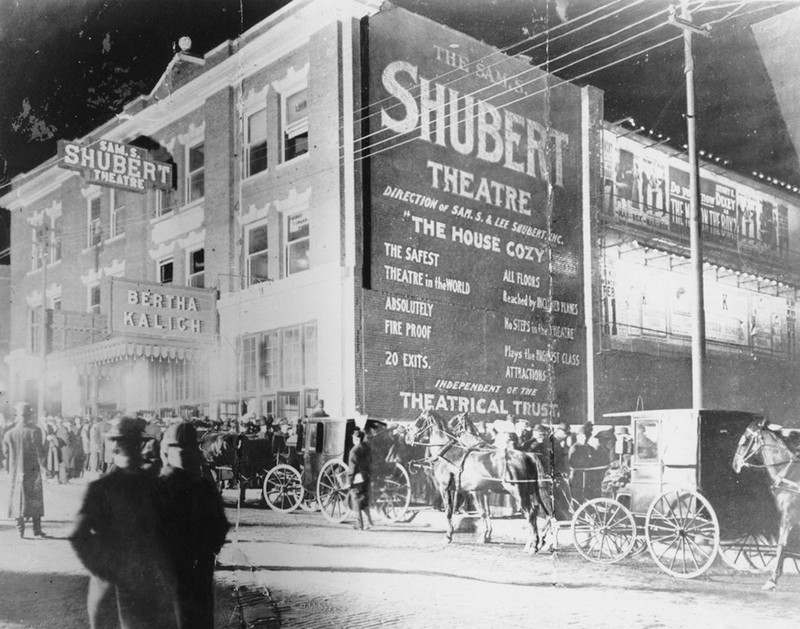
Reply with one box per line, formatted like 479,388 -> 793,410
58,139 -> 173,193
362,7 -> 587,422
109,278 -> 216,342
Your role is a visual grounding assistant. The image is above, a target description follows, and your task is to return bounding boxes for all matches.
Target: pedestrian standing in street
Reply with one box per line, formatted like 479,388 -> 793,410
3,402 -> 47,538
347,429 -> 374,530
158,421 -> 230,629
70,417 -> 178,629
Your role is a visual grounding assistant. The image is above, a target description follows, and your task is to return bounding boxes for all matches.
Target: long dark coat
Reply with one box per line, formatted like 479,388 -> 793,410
3,421 -> 46,519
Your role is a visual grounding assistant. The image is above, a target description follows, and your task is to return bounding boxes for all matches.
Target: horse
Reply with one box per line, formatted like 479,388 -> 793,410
447,412 -> 491,448
407,409 -> 549,552
733,418 -> 800,590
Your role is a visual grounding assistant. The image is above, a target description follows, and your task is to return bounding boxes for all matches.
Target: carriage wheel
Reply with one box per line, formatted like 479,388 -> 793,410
262,464 -> 303,513
571,498 -> 637,564
719,532 -> 777,573
373,463 -> 412,523
645,489 -> 720,579
316,460 -> 352,523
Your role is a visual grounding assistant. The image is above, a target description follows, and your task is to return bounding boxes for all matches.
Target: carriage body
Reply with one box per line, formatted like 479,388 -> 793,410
259,416 -> 412,523
571,409 -> 780,578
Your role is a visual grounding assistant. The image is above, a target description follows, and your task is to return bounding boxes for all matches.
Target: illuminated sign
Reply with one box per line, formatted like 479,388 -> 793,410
57,139 -> 173,193
361,7 -> 587,422
108,278 -> 216,342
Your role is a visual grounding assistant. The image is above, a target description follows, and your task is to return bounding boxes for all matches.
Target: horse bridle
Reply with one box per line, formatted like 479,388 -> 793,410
407,412 -> 455,448
736,426 -> 793,469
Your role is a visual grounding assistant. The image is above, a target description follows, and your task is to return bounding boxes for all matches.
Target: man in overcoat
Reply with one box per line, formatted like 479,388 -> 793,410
158,421 -> 230,629
347,429 -> 374,530
3,402 -> 47,538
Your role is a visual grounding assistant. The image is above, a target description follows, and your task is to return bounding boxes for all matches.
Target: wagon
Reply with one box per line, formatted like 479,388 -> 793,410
260,417 -> 413,523
568,409 -> 780,578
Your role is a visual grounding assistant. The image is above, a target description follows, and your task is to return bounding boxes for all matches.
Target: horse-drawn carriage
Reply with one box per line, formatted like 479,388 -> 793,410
409,407 -> 793,581
205,417 -> 414,523
568,408 -> 785,579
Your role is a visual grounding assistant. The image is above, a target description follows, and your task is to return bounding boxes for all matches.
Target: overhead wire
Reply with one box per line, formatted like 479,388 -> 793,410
3,1 -> 793,255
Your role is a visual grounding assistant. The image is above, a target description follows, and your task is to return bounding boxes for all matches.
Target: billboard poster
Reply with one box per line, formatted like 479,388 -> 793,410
362,7 -> 586,422
607,140 -> 668,229
706,180 -> 737,244
669,166 -> 690,235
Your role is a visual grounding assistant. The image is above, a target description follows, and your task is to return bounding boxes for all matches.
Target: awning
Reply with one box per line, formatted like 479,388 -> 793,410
49,336 -> 210,370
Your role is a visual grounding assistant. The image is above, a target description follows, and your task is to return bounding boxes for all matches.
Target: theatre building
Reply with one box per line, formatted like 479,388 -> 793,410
597,123 -> 800,421
2,0 -> 799,424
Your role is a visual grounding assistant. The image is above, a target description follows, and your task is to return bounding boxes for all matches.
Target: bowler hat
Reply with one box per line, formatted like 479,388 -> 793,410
106,417 -> 146,441
162,421 -> 199,449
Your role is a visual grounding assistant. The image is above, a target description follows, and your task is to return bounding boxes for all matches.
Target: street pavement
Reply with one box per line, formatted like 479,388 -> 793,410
1,477 -> 800,628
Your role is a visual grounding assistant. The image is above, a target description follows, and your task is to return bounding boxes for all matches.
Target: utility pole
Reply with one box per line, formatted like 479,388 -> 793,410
37,223 -> 49,420
670,1 -> 711,411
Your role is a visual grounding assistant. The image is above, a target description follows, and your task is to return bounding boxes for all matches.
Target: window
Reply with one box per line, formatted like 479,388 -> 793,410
285,210 -> 310,275
260,331 -> 279,389
283,87 -> 308,161
158,258 -> 174,285
635,421 -> 659,461
31,229 -> 43,271
50,222 -> 62,263
186,142 -> 205,203
187,248 -> 205,288
242,336 -> 258,392
87,196 -> 102,247
303,323 -> 317,385
51,297 -> 62,310
246,108 -> 268,176
88,285 -> 101,314
155,189 -> 173,217
282,327 -> 302,386
28,308 -> 39,353
110,190 -> 126,238
247,223 -> 270,284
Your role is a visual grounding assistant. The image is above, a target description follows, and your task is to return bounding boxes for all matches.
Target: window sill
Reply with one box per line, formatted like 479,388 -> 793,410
105,234 -> 125,245
81,244 -> 102,255
243,169 -> 270,183
276,152 -> 310,170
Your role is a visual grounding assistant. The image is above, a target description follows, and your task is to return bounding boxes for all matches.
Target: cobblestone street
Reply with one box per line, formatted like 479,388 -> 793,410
2,478 -> 799,628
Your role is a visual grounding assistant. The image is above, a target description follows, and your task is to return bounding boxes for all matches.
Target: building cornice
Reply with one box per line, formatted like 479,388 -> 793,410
1,0 -> 381,210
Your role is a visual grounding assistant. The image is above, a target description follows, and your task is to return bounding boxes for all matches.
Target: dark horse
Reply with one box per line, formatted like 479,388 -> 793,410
408,409 -> 549,551
733,418 -> 800,590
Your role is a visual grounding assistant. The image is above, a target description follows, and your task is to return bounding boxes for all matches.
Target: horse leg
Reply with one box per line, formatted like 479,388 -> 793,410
765,518 -> 794,590
478,492 -> 493,543
441,481 -> 455,543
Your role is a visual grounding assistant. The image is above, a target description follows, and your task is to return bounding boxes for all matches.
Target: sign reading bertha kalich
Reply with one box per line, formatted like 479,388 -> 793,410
362,7 -> 587,422
57,138 -> 173,193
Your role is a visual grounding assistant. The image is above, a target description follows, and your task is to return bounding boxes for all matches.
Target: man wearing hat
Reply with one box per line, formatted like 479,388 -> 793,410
71,417 -> 178,629
3,402 -> 47,538
158,421 -> 229,629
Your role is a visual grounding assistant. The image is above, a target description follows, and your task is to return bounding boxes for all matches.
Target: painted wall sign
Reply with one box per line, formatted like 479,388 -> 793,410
57,139 -> 173,193
362,7 -> 587,422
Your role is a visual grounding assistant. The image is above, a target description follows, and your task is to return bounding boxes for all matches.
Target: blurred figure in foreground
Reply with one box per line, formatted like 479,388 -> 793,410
158,421 -> 230,629
70,417 -> 177,629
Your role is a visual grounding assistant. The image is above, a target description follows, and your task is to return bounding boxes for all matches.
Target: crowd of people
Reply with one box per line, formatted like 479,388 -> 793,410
2,402 -> 230,628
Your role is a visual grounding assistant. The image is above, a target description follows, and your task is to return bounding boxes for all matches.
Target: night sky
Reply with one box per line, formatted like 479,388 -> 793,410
0,0 -> 797,261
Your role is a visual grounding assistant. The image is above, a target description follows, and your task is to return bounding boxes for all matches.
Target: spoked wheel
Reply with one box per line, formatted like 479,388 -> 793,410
373,463 -> 412,523
645,489 -> 720,579
719,532 -> 777,573
571,498 -> 637,564
317,460 -> 352,523
262,464 -> 303,513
